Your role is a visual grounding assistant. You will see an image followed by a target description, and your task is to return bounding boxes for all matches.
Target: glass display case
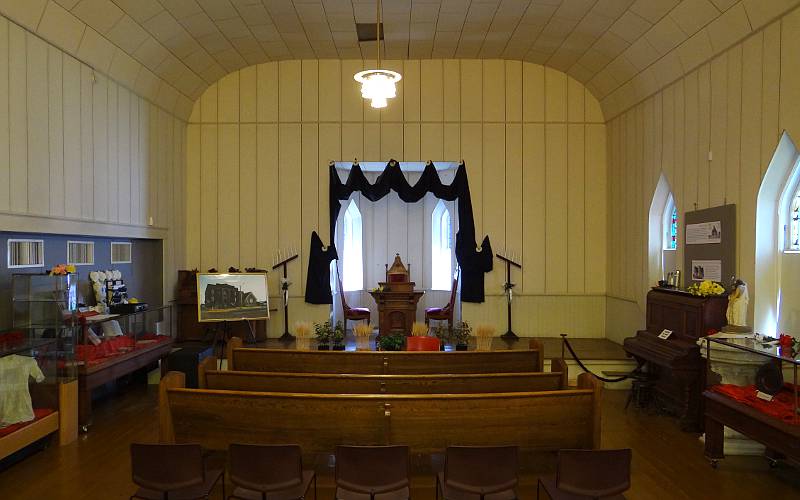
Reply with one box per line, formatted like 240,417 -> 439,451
0,326 -> 78,461
11,273 -> 78,333
78,305 -> 174,370
76,305 -> 175,429
701,335 -> 799,467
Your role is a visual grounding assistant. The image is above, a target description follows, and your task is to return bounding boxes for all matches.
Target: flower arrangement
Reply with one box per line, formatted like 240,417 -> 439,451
687,280 -> 726,296
411,322 -> 430,337
49,264 -> 76,276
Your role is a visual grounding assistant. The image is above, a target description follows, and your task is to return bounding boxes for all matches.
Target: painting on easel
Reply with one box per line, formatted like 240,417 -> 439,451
196,272 -> 270,322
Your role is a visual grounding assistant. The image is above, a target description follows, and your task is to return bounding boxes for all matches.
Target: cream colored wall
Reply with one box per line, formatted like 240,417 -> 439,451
0,15 -> 186,301
605,7 -> 800,343
186,59 -> 607,337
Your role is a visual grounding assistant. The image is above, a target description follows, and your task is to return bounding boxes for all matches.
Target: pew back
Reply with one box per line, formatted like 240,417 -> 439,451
225,338 -> 544,374
159,371 -> 601,455
200,357 -> 568,393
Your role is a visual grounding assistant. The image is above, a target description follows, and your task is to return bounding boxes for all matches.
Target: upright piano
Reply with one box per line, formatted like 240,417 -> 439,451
623,288 -> 727,431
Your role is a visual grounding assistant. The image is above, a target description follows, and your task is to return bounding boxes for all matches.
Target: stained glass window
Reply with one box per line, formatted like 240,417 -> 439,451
790,191 -> 800,250
663,195 -> 677,250
669,206 -> 678,250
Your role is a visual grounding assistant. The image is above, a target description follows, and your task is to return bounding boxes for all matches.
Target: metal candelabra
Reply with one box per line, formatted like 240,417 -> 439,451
272,249 -> 299,341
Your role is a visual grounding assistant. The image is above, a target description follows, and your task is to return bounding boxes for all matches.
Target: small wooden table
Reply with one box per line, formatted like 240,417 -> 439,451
369,289 -> 424,336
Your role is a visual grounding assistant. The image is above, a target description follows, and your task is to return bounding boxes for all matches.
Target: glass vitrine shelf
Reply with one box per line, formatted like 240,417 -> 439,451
706,336 -> 800,366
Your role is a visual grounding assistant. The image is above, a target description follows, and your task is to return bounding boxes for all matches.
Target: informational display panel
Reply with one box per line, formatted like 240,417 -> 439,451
683,205 -> 736,286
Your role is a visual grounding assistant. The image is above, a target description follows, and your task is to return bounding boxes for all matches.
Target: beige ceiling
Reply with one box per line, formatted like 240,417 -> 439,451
1,0 -> 798,119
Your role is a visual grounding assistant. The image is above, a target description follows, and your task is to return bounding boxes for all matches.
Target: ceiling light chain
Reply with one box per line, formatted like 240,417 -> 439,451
354,0 -> 402,109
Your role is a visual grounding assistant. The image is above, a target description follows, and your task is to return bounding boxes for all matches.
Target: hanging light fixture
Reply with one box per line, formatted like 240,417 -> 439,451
353,0 -> 401,109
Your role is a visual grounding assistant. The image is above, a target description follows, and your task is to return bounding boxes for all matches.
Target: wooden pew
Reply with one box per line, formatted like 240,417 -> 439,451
225,337 -> 545,374
199,356 -> 568,393
159,371 -> 602,454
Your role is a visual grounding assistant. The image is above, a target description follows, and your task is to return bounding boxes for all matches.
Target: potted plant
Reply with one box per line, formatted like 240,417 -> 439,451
406,322 -> 440,351
432,324 -> 450,350
331,321 -> 345,350
314,320 -> 333,350
377,333 -> 405,351
452,321 -> 471,350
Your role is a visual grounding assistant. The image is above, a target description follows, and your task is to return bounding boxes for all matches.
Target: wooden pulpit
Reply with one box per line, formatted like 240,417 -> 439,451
369,254 -> 424,336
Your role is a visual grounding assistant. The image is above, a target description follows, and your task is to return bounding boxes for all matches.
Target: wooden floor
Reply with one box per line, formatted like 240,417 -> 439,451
0,382 -> 797,500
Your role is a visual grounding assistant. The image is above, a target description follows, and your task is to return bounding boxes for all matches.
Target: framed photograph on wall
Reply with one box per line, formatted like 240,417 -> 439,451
196,272 -> 270,322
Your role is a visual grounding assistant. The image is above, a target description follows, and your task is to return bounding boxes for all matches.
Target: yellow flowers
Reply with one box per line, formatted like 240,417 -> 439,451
65,264 -> 76,274
687,280 -> 725,296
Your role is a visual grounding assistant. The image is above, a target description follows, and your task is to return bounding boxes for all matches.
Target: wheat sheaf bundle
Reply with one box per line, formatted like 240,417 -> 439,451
353,323 -> 373,337
411,322 -> 430,337
475,324 -> 496,338
293,321 -> 313,338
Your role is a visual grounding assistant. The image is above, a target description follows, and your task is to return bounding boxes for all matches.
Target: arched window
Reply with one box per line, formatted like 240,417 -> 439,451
431,199 -> 453,290
784,183 -> 800,251
663,195 -> 678,250
342,199 -> 363,291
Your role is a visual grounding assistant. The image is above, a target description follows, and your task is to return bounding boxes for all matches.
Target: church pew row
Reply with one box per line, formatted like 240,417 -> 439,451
198,356 -> 568,393
225,337 -> 545,374
158,371 -> 602,455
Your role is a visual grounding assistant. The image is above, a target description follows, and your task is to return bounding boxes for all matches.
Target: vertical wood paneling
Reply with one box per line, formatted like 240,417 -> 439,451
200,124 -> 218,269
460,60 -> 482,122
740,32 -> 763,285
505,123 -> 523,291
420,59 -> 443,122
318,60 -> 340,122
93,73 -> 109,221
483,123 -> 505,292
301,123 -> 319,293
185,59 -> 608,337
9,24 -> 27,213
47,46 -> 64,218
279,124 -> 302,289
483,60 -> 505,122
27,35 -> 49,216
523,124 -> 545,295
545,124 -> 568,293
256,124 -> 279,271
80,65 -> 94,219
62,55 -> 80,218
185,125 -> 201,268
239,125 -> 257,267
108,82 -> 118,222
697,65 -> 711,209
0,18 -> 8,212
709,55 -> 727,208
301,60 -> 318,123
567,124 -> 585,293
545,68 -> 567,123
118,87 -> 131,224
218,124 -> 240,268
218,72 -> 240,123
240,66 -> 257,123
257,63 -> 278,122
761,22 -> 781,173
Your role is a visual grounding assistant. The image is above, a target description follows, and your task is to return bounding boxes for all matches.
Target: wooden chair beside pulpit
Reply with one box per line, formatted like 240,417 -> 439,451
336,263 -> 370,331
425,268 -> 460,331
